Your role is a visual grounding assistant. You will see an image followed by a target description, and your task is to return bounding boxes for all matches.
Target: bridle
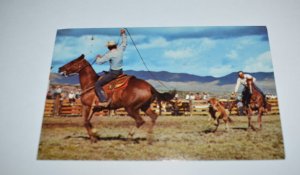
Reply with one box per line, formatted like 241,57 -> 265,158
61,59 -> 91,77
60,58 -> 98,96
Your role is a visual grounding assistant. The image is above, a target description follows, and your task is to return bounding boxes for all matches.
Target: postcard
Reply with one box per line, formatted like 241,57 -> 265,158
38,26 -> 284,160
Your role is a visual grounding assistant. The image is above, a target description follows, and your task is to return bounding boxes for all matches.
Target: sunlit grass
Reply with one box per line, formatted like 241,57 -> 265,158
38,115 -> 284,160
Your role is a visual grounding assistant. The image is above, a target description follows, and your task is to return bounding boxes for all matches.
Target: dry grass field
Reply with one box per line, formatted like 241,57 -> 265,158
38,114 -> 284,160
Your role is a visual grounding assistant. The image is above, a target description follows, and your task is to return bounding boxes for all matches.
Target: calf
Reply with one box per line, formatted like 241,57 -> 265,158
208,98 -> 233,132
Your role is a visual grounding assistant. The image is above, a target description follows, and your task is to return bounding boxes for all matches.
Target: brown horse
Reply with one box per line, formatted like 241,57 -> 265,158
246,79 -> 271,130
58,54 -> 175,143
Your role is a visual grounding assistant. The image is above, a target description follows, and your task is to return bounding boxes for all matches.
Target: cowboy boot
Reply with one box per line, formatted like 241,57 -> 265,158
95,87 -> 111,108
97,98 -> 112,108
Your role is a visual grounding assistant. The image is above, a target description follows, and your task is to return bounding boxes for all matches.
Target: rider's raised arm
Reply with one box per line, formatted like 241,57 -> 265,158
119,33 -> 127,51
234,78 -> 241,93
96,53 -> 110,64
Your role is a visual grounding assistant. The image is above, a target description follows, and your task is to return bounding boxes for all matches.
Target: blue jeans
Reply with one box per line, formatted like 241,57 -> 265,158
95,69 -> 123,102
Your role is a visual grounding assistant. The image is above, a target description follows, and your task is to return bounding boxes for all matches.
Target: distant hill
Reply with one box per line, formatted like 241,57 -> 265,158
125,70 -> 274,85
124,70 -> 216,83
49,70 -> 276,93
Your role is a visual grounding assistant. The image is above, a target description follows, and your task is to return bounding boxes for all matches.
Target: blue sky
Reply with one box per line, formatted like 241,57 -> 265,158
51,26 -> 273,77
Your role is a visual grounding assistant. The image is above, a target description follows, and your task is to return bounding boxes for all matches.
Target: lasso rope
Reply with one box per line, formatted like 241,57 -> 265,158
125,28 -> 172,91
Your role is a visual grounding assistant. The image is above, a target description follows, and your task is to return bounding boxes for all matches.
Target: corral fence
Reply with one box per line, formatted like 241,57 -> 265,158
43,98 -> 280,117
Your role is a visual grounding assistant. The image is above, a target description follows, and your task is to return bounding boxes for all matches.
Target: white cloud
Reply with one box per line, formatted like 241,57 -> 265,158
239,37 -> 255,46
136,37 -> 169,49
164,48 -> 195,59
200,38 -> 216,50
243,51 -> 273,72
226,50 -> 238,59
52,35 -> 120,63
163,37 -> 216,60
236,37 -> 257,50
171,37 -> 216,52
209,65 -> 235,77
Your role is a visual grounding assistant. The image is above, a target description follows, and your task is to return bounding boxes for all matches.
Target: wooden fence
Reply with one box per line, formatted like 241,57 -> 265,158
59,99 -> 82,116
267,98 -> 280,115
43,98 -> 280,117
44,99 -> 55,117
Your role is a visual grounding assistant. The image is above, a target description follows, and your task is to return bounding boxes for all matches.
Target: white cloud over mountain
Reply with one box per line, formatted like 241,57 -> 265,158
244,51 -> 273,72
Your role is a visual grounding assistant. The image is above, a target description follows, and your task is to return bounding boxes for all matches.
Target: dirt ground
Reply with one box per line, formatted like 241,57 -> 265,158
37,114 -> 284,160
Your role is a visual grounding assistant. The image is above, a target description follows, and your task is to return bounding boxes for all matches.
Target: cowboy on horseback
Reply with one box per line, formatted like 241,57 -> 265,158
234,71 -> 267,108
94,28 -> 127,107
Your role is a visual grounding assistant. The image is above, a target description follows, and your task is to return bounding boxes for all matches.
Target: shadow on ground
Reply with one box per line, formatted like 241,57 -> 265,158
64,135 -> 147,144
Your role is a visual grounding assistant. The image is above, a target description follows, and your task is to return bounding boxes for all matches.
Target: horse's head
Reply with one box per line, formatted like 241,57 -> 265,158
58,54 -> 89,77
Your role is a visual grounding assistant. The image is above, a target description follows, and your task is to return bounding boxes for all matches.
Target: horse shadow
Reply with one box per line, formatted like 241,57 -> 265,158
231,127 -> 248,131
64,135 -> 147,144
202,127 -> 248,134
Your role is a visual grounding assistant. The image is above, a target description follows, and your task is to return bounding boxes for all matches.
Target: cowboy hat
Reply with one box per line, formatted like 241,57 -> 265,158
106,40 -> 117,47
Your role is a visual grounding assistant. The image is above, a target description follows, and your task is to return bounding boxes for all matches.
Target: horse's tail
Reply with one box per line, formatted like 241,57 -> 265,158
152,87 -> 176,102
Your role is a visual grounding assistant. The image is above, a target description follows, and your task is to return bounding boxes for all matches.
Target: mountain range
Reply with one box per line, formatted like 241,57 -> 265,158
49,70 -> 276,93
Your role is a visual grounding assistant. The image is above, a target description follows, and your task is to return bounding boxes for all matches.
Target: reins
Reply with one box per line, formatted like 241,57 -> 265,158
80,84 -> 95,96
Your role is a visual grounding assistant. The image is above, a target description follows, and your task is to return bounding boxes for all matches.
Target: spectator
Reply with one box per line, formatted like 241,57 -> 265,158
60,92 -> 67,100
189,93 -> 195,100
173,98 -> 182,116
53,85 -> 62,116
68,91 -> 76,105
75,89 -> 81,99
185,93 -> 190,100
46,86 -> 54,99
46,90 -> 53,99
202,92 -> 208,100
187,93 -> 195,115
161,101 -> 167,112
230,92 -> 236,100
166,102 -> 173,112
195,93 -> 202,100
53,85 -> 62,98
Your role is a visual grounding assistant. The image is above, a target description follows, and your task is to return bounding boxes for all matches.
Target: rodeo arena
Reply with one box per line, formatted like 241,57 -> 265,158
40,82 -> 283,159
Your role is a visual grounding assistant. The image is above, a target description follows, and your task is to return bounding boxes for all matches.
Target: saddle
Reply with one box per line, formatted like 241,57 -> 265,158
101,74 -> 134,95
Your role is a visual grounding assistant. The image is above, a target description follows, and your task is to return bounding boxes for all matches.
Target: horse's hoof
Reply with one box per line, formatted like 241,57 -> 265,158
225,129 -> 232,133
147,137 -> 154,145
136,120 -> 145,128
90,136 -> 98,143
128,132 -> 135,139
90,140 -> 97,143
247,125 -> 256,131
213,120 -> 218,126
